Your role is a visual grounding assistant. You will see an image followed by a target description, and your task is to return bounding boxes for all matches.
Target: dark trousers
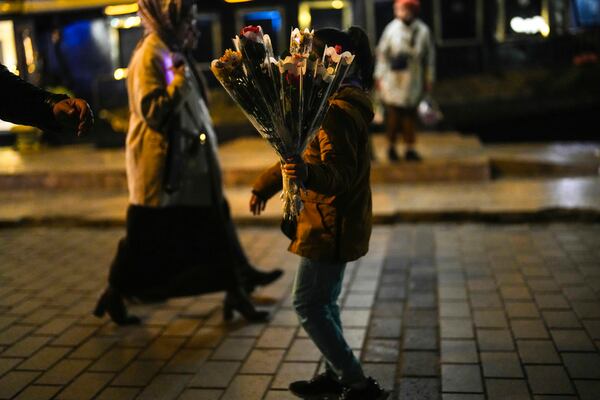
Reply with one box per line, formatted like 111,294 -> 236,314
386,105 -> 417,146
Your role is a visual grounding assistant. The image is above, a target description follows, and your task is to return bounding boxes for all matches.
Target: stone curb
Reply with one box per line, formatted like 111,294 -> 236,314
1,208 -> 599,229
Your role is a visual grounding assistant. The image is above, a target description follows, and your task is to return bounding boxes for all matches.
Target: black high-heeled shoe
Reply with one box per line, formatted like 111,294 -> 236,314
223,291 -> 269,323
94,286 -> 141,326
243,267 -> 283,293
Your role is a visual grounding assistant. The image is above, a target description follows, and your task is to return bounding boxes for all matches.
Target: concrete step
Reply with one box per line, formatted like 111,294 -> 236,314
0,133 -> 491,190
1,135 -> 598,191
2,178 -> 600,227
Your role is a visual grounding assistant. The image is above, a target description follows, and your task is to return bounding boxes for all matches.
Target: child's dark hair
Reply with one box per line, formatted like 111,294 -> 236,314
313,26 -> 374,91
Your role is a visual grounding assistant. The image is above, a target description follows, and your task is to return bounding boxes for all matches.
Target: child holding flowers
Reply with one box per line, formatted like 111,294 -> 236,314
250,27 -> 389,400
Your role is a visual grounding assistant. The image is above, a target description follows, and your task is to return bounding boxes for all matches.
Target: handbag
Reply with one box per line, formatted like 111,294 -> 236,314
390,25 -> 419,71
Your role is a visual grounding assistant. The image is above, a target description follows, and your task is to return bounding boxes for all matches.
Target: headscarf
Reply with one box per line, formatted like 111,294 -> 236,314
138,0 -> 195,51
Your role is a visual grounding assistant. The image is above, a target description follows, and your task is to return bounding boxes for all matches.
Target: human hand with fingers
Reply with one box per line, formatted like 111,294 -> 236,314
281,156 -> 308,183
250,192 -> 268,216
52,98 -> 94,136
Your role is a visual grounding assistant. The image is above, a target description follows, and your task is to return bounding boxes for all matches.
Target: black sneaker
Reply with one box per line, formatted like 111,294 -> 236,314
289,372 -> 344,399
340,377 -> 389,400
388,147 -> 400,162
404,149 -> 422,162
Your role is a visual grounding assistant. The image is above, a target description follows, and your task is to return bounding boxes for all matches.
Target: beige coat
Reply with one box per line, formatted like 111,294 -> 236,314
126,33 -> 219,207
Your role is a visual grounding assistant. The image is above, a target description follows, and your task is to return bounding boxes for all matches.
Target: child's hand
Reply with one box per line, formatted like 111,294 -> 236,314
250,193 -> 268,216
282,157 -> 308,182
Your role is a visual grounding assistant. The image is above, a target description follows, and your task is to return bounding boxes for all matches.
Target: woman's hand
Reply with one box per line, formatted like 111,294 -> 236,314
282,157 -> 308,182
250,193 -> 268,216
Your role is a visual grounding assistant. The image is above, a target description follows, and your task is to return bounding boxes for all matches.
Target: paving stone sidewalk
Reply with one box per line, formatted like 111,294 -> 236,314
0,224 -> 599,399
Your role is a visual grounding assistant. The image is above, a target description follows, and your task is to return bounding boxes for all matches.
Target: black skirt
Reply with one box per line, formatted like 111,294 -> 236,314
109,204 -> 238,299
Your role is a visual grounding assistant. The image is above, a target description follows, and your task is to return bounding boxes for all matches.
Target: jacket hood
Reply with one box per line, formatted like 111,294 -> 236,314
331,86 -> 375,131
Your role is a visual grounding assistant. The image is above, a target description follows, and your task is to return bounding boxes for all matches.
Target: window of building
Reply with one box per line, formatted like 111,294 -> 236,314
497,0 -> 550,40
371,0 -> 394,41
235,7 -> 284,54
433,0 -> 483,45
298,1 -> 353,32
192,13 -> 222,65
572,0 -> 600,27
0,19 -> 18,74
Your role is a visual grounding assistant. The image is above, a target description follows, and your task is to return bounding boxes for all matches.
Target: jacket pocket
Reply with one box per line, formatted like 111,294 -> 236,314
316,202 -> 337,236
296,201 -> 336,246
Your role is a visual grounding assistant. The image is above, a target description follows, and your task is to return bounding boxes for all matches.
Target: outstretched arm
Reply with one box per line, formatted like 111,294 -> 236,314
0,64 -> 93,135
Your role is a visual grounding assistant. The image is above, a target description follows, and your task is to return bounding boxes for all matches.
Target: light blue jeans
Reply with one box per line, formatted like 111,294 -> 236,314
292,257 -> 365,385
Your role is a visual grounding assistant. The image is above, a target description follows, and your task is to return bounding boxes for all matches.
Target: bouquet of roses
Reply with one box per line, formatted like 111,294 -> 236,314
211,26 -> 355,219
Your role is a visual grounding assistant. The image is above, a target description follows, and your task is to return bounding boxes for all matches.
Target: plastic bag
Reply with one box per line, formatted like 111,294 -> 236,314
417,96 -> 443,127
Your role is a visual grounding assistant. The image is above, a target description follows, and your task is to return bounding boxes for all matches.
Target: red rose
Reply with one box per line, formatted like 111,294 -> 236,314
334,45 -> 343,54
241,26 -> 261,35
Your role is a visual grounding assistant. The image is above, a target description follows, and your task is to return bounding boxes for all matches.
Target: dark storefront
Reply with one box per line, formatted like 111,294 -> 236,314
1,0 -> 599,145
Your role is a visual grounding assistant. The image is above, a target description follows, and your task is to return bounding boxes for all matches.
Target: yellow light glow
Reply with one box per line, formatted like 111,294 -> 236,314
105,3 -> 138,16
114,68 -> 128,80
224,0 -> 253,3
332,0 -> 344,9
299,7 -> 312,29
0,147 -> 23,173
124,16 -> 141,29
199,133 -> 207,142
0,20 -> 18,75
111,16 -> 141,29
23,34 -> 36,74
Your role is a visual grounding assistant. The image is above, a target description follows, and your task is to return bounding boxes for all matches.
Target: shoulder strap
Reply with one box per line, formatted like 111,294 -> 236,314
410,24 -> 420,48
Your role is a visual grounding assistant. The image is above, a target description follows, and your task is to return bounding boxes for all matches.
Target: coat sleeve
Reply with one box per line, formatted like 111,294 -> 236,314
252,161 -> 283,200
304,105 -> 358,196
0,64 -> 67,131
129,47 -> 187,134
374,23 -> 393,80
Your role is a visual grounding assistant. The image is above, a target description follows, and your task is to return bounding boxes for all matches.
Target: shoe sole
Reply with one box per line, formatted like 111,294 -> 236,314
288,390 -> 340,399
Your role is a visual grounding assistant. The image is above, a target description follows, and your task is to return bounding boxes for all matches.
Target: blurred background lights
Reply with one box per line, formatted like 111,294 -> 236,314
113,68 -> 128,81
298,6 -> 312,28
110,16 -> 141,29
510,16 -> 550,36
104,3 -> 138,16
331,0 -> 344,9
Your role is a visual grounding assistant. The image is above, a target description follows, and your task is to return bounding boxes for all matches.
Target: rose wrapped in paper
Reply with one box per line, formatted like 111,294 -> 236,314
210,49 -> 275,140
212,26 -> 355,219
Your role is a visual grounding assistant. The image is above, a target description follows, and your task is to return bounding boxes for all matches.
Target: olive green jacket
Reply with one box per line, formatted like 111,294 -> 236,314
253,86 -> 374,262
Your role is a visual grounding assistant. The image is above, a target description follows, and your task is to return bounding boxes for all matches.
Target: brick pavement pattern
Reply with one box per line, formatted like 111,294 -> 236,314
0,224 -> 599,399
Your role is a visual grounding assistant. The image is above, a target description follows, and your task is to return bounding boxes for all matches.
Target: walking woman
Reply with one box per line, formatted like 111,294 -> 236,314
251,27 -> 389,400
94,0 -> 273,325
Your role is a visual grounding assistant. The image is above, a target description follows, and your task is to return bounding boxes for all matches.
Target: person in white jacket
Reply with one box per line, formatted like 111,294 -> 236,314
374,0 -> 435,161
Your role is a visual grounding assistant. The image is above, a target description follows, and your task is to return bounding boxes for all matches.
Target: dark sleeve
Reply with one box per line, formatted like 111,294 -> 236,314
304,106 -> 358,196
0,64 -> 67,131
